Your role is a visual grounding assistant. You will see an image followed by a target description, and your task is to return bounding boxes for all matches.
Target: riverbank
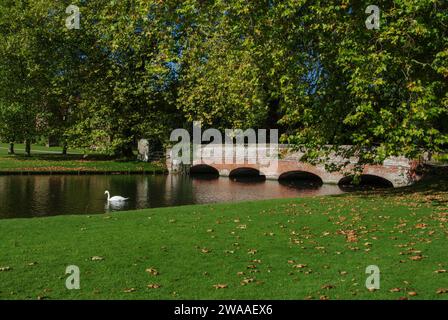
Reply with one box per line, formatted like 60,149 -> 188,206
0,144 -> 166,174
0,179 -> 447,300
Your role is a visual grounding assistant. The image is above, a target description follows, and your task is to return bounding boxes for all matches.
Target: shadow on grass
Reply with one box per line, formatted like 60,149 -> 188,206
331,173 -> 448,208
2,153 -> 129,162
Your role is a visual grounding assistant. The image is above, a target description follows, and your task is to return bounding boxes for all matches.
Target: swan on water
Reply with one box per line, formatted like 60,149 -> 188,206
104,190 -> 129,202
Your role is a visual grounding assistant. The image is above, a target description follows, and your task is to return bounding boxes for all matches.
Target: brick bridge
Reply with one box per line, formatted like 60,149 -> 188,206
165,144 -> 423,187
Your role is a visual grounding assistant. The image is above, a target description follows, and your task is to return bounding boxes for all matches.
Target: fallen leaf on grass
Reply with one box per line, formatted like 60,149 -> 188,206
406,249 -> 422,255
293,264 -> 308,269
147,284 -> 161,289
339,230 -> 358,243
436,288 -> 448,294
415,223 -> 427,229
145,268 -> 159,276
201,248 -> 211,254
408,291 -> 417,296
213,284 -> 228,289
240,278 -> 255,286
389,288 -> 401,293
0,266 -> 11,272
409,255 -> 423,261
434,269 -> 447,273
91,256 -> 104,261
321,284 -> 335,290
124,288 -> 136,293
247,249 -> 257,255
304,270 -> 313,275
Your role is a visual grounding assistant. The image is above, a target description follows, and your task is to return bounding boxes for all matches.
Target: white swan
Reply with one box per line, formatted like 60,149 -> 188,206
104,190 -> 129,202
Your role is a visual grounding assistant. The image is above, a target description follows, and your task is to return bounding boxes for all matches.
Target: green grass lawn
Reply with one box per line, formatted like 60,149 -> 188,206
0,143 -> 165,174
0,143 -> 85,155
0,181 -> 447,300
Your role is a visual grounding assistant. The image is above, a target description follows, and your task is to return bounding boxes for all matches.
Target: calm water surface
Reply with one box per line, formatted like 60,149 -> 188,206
0,174 -> 346,219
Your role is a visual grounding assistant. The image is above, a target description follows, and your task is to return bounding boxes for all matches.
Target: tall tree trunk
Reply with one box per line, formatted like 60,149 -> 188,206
8,142 -> 14,155
25,139 -> 31,157
62,141 -> 68,155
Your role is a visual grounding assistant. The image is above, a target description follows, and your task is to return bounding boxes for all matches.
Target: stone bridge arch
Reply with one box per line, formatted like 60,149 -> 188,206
278,170 -> 324,186
229,167 -> 266,182
190,164 -> 219,175
355,164 -> 411,188
338,174 -> 394,189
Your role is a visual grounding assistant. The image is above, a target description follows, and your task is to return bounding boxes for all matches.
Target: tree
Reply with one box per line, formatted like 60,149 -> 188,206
61,0 -> 182,158
0,0 -> 50,156
175,0 -> 448,164
279,0 -> 448,164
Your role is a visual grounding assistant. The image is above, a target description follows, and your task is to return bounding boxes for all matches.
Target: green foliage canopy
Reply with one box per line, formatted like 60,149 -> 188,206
0,0 -> 446,162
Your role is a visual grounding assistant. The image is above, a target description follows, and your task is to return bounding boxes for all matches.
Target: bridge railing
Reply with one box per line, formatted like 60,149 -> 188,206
161,141 -> 423,169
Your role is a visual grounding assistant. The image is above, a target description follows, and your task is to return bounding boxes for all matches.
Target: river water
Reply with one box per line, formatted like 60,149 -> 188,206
0,174 -> 346,219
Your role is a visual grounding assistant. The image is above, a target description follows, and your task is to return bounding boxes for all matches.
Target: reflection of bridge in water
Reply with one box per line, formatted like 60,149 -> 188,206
166,144 -> 423,187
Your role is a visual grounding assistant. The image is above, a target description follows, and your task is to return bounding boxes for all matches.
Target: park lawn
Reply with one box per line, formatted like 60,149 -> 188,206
0,143 -> 85,155
0,144 -> 165,174
0,183 -> 447,300
0,156 -> 165,173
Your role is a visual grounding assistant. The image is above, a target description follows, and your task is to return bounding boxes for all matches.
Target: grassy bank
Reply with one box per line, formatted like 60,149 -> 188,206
0,144 -> 165,174
0,181 -> 447,300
